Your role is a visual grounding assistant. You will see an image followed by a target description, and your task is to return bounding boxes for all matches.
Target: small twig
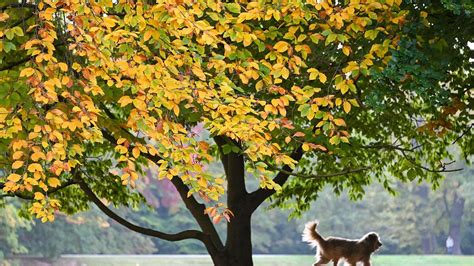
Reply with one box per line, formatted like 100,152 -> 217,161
452,124 -> 473,144
359,142 -> 421,152
265,163 -> 372,179
401,151 -> 463,173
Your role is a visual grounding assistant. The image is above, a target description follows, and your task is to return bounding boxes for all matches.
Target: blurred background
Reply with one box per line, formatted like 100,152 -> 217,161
1,162 -> 472,265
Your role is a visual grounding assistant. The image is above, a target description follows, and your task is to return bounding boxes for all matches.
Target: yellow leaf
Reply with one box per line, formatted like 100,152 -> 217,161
118,96 -> 133,108
132,99 -> 147,110
308,68 -> 319,80
58,62 -> 68,72
273,41 -> 289,53
285,136 -> 291,143
198,178 -> 207,187
342,46 -> 351,56
143,30 -> 153,42
333,118 -> 346,127
42,8 -> 55,20
102,16 -> 117,28
7,173 -> 21,182
12,151 -> 23,160
302,143 -> 310,152
243,33 -> 252,47
192,66 -> 206,81
12,161 -> 24,169
343,101 -> 351,113
48,177 -> 61,188
132,147 -> 140,158
19,67 -> 35,77
319,73 -> 327,83
34,192 -> 45,200
27,163 -> 43,173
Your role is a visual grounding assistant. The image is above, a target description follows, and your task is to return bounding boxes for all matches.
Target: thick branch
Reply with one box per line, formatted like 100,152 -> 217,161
0,3 -> 37,11
75,173 -> 209,243
101,128 -> 224,251
0,57 -> 31,72
8,12 -> 34,28
214,136 -> 247,208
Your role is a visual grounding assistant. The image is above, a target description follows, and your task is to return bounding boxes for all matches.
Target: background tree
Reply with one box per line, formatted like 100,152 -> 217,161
0,1 -> 472,265
0,204 -> 31,260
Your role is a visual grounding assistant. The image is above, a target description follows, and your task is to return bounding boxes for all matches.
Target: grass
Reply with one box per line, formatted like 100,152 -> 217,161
44,254 -> 474,266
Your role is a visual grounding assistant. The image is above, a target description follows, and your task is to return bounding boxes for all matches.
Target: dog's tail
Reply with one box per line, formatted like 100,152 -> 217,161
302,220 -> 324,247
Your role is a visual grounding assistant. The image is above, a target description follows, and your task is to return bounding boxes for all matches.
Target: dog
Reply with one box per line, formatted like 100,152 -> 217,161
302,220 -> 382,266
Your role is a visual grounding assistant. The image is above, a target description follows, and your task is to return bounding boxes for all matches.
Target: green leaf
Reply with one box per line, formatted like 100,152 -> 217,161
225,3 -> 241,14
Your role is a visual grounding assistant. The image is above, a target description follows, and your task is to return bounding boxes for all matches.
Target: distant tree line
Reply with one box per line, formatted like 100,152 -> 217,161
1,164 -> 472,259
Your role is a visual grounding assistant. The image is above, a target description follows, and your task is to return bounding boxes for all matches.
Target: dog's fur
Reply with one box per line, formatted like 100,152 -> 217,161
302,220 -> 382,266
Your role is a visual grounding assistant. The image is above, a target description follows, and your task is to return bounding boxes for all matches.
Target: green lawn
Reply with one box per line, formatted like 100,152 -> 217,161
45,254 -> 474,266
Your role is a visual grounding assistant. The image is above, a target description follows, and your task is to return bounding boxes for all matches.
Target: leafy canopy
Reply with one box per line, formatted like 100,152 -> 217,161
0,0 -> 471,222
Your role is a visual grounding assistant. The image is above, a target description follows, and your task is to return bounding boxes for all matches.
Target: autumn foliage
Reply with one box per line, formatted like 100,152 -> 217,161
0,0 -> 410,223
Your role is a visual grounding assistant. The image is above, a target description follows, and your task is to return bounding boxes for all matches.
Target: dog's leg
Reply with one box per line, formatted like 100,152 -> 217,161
313,256 -> 330,266
332,259 -> 339,266
362,259 -> 371,266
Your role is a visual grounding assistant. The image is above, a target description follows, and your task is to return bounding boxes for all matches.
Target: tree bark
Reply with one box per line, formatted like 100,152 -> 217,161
223,210 -> 253,266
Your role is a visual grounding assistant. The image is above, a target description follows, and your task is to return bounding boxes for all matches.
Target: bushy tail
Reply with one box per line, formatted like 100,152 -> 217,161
302,220 -> 324,248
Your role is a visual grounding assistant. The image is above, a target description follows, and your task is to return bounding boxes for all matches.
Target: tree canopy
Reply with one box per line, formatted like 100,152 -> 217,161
0,0 -> 472,265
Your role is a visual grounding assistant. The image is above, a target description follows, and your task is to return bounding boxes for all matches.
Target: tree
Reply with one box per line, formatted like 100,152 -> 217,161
0,204 -> 31,260
0,0 -> 472,265
437,161 -> 473,255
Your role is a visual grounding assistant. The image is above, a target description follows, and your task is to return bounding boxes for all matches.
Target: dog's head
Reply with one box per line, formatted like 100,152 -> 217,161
363,232 -> 382,252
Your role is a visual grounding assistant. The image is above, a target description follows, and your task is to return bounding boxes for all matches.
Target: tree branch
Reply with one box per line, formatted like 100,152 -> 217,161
452,124 -> 473,144
213,135 -> 247,209
265,164 -> 372,179
100,127 -> 224,251
401,151 -> 463,173
74,172 -> 211,243
7,12 -> 34,29
0,57 -> 31,72
358,142 -> 422,152
0,3 -> 37,11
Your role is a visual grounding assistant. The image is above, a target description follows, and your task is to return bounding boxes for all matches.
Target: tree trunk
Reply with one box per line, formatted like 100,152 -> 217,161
422,235 -> 432,254
206,204 -> 254,266
212,138 -> 255,265
224,210 -> 253,266
448,192 -> 465,255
